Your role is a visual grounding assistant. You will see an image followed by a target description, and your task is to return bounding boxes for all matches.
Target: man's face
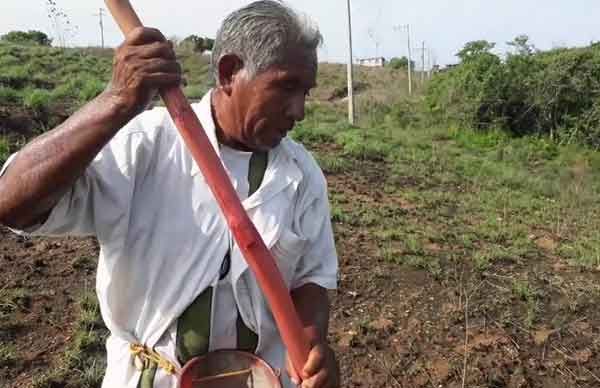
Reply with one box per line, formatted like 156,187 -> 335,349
227,49 -> 317,151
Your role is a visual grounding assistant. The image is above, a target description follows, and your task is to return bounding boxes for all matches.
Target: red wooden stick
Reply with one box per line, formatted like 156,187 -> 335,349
104,0 -> 311,377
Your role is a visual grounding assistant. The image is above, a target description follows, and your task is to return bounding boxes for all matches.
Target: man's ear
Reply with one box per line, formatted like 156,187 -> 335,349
218,54 -> 244,95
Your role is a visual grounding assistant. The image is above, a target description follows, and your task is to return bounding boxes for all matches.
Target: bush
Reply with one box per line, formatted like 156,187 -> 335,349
0,137 -> 10,165
388,56 -> 414,70
426,39 -> 600,147
385,98 -> 426,128
79,78 -> 106,101
179,35 -> 214,53
23,89 -> 52,112
1,30 -> 52,46
183,85 -> 207,100
0,87 -> 21,105
0,66 -> 32,89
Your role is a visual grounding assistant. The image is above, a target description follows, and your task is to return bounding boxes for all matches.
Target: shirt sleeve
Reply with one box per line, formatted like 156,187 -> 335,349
0,125 -> 145,238
291,169 -> 339,291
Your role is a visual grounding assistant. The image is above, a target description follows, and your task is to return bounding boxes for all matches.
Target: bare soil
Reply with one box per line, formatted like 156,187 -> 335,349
1,143 -> 599,388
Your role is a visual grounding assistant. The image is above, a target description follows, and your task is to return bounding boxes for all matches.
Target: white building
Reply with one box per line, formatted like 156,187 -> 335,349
355,57 -> 386,67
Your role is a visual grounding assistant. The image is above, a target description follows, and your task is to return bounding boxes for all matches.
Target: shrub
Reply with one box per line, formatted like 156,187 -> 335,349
1,30 -> 52,46
183,85 -> 207,100
23,89 -> 52,112
426,39 -> 600,147
0,87 -> 21,105
0,137 -> 10,165
388,56 -> 414,70
79,78 -> 106,101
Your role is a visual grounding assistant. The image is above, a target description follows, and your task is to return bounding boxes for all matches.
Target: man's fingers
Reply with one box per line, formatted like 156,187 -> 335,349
138,58 -> 181,75
125,26 -> 166,46
141,73 -> 182,88
303,345 -> 325,377
135,41 -> 176,60
301,369 -> 329,388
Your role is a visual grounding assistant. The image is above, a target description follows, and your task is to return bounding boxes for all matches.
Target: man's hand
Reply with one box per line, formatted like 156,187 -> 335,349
107,26 -> 182,120
288,284 -> 340,388
287,342 -> 340,388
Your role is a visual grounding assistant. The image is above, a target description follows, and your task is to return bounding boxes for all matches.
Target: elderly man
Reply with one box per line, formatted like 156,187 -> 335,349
0,1 -> 339,388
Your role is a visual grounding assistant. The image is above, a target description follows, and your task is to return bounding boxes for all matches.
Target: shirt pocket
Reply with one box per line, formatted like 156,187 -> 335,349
270,227 -> 308,289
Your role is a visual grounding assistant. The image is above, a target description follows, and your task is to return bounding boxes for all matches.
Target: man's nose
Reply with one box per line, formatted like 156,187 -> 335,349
287,92 -> 306,122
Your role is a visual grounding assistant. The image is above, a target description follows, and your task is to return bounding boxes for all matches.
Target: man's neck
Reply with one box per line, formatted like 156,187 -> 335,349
211,89 -> 252,152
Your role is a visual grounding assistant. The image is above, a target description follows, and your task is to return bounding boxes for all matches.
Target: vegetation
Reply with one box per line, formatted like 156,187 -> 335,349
1,33 -> 600,386
426,37 -> 600,147
0,39 -> 213,145
31,290 -> 108,388
1,30 -> 52,46
179,35 -> 215,53
387,56 -> 415,70
0,41 -> 112,135
295,103 -> 600,273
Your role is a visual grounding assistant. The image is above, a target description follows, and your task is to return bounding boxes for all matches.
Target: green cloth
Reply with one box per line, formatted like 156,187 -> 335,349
137,360 -> 157,388
176,286 -> 213,364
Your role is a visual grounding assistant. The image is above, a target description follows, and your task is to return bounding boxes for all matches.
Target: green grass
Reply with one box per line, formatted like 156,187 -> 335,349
0,42 -> 212,134
511,279 -> 540,327
0,287 -> 31,313
0,86 -> 21,104
0,136 -> 10,165
298,102 -> 600,274
0,343 -> 17,368
32,290 -> 108,388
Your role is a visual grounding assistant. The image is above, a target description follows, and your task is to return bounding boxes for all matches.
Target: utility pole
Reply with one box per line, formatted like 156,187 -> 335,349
394,24 -> 412,96
94,8 -> 105,48
421,41 -> 426,83
427,48 -> 433,79
346,0 -> 355,125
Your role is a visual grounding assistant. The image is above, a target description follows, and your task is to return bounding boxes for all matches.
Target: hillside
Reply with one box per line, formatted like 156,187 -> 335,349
1,43 -> 600,388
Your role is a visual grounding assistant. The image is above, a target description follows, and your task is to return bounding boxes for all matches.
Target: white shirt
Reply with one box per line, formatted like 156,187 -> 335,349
1,90 -> 338,388
211,145 -> 251,351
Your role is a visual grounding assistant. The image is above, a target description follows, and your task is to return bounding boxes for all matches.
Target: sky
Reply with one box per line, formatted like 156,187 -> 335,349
1,0 -> 599,66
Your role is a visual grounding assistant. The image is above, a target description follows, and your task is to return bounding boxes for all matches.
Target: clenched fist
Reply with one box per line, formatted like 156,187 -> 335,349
106,27 -> 182,120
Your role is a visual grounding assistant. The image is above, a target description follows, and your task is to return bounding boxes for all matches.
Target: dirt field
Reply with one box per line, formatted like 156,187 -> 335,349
1,139 -> 599,388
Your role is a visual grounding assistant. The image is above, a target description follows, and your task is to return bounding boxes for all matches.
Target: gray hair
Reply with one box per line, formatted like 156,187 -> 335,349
211,0 -> 323,84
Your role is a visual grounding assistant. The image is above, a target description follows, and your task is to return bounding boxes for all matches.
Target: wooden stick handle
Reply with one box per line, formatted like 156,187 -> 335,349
105,0 -> 143,35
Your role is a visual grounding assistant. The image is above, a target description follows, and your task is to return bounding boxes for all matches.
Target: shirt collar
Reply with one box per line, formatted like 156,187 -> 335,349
187,90 -> 304,210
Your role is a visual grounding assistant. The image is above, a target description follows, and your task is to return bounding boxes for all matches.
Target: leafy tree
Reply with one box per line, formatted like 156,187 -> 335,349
388,56 -> 415,70
180,35 -> 214,53
1,30 -> 52,46
456,40 -> 496,62
428,40 -> 600,146
507,34 -> 536,56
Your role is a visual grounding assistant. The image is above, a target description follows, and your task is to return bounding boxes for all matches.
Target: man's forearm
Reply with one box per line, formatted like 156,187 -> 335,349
291,283 -> 331,344
0,91 -> 131,229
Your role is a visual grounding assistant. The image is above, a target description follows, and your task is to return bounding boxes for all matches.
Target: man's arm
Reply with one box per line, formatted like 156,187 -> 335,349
290,283 -> 340,388
292,283 -> 330,343
0,27 -> 181,229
